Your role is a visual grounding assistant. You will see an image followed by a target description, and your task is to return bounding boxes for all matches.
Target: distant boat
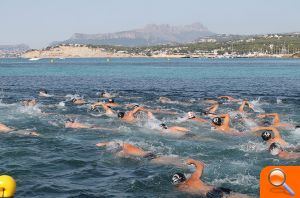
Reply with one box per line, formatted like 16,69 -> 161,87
29,58 -> 40,61
59,57 -> 65,60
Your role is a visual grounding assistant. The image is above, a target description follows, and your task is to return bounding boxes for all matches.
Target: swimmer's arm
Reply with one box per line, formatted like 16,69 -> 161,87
90,102 -> 103,109
206,103 -> 219,114
279,151 -> 300,160
172,126 -> 189,132
193,117 -> 208,123
131,106 -> 144,114
238,101 -> 247,112
205,99 -> 218,104
96,142 -> 111,147
218,96 -> 238,101
219,114 -> 230,127
186,159 -> 204,179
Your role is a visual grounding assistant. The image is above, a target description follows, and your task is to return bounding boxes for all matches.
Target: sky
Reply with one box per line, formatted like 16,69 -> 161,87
1,0 -> 300,48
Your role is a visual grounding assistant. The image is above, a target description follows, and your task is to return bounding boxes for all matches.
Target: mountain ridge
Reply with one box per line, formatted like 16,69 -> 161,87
52,23 -> 214,46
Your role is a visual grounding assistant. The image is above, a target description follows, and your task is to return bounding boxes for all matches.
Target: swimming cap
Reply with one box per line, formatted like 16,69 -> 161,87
39,89 -> 47,94
261,131 -> 272,141
172,173 -> 186,185
160,123 -> 168,129
66,118 -> 75,123
108,98 -> 114,103
212,117 -> 222,126
187,112 -> 196,119
269,142 -> 283,156
133,104 -> 139,109
118,112 -> 125,118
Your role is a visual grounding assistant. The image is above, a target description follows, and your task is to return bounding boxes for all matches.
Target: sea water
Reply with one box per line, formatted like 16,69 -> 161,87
0,58 -> 299,197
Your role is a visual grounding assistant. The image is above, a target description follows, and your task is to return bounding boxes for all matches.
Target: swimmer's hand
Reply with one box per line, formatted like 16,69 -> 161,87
186,159 -> 205,167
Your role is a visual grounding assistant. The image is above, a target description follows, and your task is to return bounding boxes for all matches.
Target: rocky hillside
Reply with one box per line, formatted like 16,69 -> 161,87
53,23 -> 214,46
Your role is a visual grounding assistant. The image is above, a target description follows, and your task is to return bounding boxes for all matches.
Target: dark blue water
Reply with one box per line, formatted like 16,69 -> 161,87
0,58 -> 299,197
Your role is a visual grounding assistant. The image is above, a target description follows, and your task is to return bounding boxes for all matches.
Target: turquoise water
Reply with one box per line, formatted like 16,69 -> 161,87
0,58 -> 299,197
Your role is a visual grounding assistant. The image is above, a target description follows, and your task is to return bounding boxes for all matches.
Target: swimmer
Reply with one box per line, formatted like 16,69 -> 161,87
158,97 -> 189,105
65,119 -> 113,130
146,111 -> 186,133
96,141 -> 148,157
0,123 -> 13,132
252,126 -> 288,147
257,113 -> 294,129
218,96 -> 239,102
65,119 -> 90,129
186,112 -> 207,123
96,141 -> 185,166
159,123 -> 189,135
14,130 -> 40,136
100,91 -> 114,98
117,106 -> 145,123
211,114 -> 241,135
106,98 -> 119,107
71,98 -> 86,105
39,89 -> 50,97
238,100 -> 255,113
158,96 -> 173,104
21,99 -> 37,106
268,142 -> 300,160
172,158 -> 250,197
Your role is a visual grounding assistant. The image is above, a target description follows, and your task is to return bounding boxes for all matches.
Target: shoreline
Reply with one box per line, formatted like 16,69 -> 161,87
19,45 -> 299,59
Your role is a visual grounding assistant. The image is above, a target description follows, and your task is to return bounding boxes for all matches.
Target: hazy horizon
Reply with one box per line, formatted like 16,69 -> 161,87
1,0 -> 300,48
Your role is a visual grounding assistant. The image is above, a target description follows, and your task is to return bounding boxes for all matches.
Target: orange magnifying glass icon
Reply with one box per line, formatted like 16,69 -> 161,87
268,168 -> 295,196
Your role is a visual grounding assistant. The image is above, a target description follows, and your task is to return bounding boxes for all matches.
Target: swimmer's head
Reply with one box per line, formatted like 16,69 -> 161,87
201,110 -> 209,116
72,98 -> 77,103
133,104 -> 139,109
118,112 -> 125,118
160,123 -> 168,129
108,98 -> 114,103
212,117 -> 222,126
143,152 -> 157,160
66,118 -> 75,123
261,131 -> 272,141
39,89 -> 47,94
172,173 -> 186,185
269,142 -> 283,156
187,112 -> 196,119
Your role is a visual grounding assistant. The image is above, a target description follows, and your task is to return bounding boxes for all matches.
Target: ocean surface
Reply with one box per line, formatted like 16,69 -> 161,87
0,58 -> 299,197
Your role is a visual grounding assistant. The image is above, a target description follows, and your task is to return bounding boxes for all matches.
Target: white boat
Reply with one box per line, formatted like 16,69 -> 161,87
29,58 -> 40,61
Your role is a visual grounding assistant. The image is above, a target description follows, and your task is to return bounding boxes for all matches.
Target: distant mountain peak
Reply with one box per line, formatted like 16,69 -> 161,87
53,23 -> 214,47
